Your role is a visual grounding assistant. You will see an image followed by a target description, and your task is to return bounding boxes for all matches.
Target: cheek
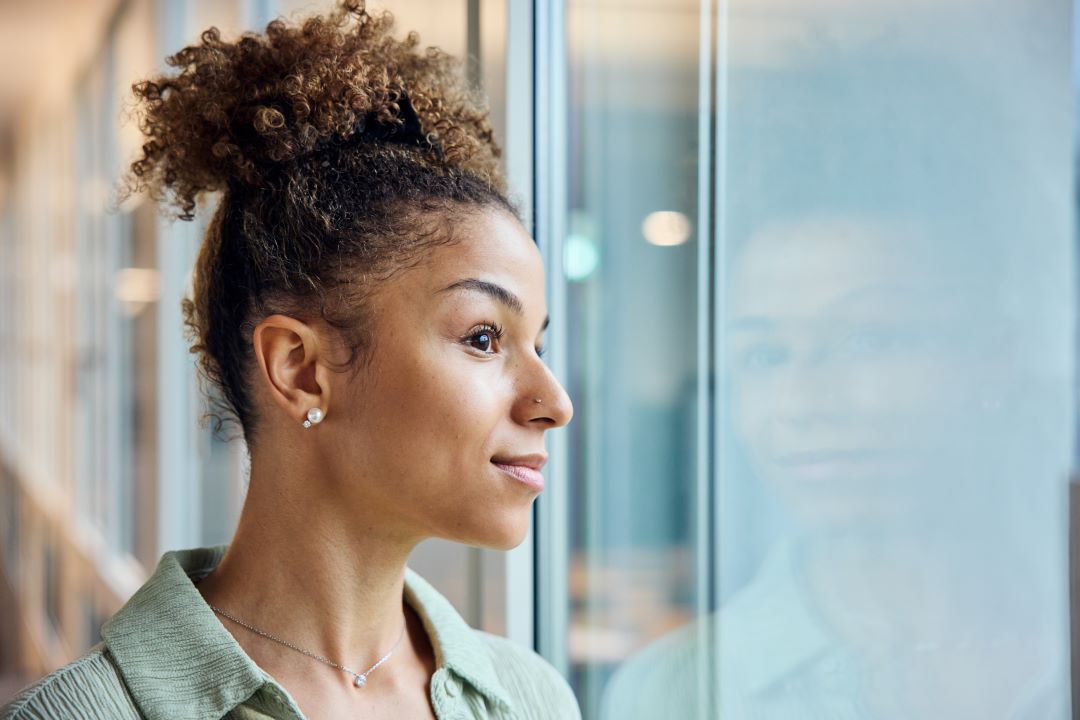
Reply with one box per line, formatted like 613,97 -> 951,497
357,347 -> 510,463
729,379 -> 770,454
729,363 -> 942,456
845,356 -> 973,442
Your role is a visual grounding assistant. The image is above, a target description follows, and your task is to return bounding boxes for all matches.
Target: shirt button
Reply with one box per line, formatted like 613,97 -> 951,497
444,675 -> 461,697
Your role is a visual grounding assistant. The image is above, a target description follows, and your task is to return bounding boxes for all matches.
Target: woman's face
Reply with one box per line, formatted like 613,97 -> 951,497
322,206 -> 573,550
726,216 -> 1004,534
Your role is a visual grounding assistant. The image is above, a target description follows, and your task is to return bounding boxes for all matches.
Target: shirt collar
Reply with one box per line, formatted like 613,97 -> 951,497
722,540 -> 835,694
403,567 -> 514,712
101,545 -> 514,719
101,546 -> 270,720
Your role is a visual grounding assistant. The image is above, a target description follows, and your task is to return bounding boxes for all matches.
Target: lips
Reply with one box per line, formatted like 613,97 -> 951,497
491,453 -> 547,491
773,449 -> 911,481
775,449 -> 903,465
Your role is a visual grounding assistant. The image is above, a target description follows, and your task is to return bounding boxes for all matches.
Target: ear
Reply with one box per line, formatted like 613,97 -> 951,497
251,314 -> 332,428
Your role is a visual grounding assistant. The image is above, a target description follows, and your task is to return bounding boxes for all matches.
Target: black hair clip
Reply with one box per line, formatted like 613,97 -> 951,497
356,91 -> 441,156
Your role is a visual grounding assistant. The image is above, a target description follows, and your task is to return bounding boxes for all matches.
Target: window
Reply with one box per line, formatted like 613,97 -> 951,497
3,3 -> 1074,715
545,1 -> 1076,717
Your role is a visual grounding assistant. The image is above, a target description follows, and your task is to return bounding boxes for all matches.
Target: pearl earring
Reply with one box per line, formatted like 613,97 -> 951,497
303,408 -> 325,428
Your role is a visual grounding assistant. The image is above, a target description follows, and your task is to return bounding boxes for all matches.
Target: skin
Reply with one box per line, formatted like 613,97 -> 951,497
195,206 -> 573,720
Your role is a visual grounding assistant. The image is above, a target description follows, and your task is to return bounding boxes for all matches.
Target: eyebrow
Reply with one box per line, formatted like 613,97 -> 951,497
729,316 -> 774,333
438,278 -> 550,332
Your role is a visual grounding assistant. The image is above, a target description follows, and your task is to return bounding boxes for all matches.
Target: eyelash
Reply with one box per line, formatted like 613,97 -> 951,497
464,322 -> 547,358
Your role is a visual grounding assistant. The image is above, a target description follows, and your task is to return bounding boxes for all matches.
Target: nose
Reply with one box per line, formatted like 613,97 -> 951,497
772,361 -> 846,427
515,356 -> 573,429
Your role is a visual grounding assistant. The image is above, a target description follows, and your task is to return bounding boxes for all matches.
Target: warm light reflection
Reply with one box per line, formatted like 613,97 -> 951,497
114,267 -> 160,316
641,210 -> 692,247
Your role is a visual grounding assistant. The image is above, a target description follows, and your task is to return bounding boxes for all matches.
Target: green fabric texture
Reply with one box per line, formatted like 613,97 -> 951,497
2,546 -> 580,720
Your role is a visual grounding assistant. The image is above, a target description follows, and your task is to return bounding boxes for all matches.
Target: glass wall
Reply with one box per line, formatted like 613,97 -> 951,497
555,1 -> 709,718
2,0 -> 1077,714
554,0 -> 1076,717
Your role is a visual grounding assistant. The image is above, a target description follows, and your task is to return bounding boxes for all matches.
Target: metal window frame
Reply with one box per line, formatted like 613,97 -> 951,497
695,0 -> 721,715
154,0 -> 201,556
531,0 -> 571,673
708,0 -> 729,714
503,0 -> 539,651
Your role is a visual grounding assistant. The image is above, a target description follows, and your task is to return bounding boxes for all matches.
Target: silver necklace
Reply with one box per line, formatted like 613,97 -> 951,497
209,604 -> 407,689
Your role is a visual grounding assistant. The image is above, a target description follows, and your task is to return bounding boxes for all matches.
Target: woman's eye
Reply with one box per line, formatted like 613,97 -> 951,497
738,343 -> 788,371
465,325 -> 502,354
838,329 -> 899,358
470,332 -> 494,352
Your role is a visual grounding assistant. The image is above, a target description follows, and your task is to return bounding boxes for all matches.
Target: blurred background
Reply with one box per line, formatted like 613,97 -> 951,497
0,0 -> 1076,717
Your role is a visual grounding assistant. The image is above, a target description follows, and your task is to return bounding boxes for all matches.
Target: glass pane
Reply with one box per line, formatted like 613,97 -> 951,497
569,1 -> 1075,719
187,0 -> 241,39
120,201 -> 160,567
73,64 -> 109,536
563,1 -> 708,718
276,0 -> 470,61
198,426 -> 242,548
597,2 -> 1073,719
714,2 -> 1072,717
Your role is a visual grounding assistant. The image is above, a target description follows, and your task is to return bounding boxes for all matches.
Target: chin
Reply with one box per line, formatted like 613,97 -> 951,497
489,528 -> 529,551
457,508 -> 533,551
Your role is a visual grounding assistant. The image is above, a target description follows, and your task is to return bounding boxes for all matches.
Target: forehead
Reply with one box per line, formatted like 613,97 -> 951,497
435,207 -> 541,277
730,217 -> 933,319
390,206 -> 546,310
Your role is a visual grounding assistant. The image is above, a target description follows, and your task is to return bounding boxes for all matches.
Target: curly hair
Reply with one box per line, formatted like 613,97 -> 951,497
125,0 -> 516,443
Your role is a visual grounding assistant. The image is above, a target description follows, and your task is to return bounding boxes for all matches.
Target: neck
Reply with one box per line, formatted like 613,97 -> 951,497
797,530 -> 1045,647
195,455 -> 420,680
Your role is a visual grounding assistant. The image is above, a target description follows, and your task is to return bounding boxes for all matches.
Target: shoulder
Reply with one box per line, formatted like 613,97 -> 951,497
600,618 -> 711,720
1,644 -> 141,720
473,631 -> 581,720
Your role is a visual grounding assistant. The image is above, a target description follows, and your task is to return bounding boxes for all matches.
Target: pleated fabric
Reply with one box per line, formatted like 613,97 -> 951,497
2,546 -> 580,720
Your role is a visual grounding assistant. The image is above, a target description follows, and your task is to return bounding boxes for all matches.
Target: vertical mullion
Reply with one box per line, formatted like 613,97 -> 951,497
1070,478 -> 1080,717
103,34 -> 126,554
711,0 -> 730,710
239,0 -> 277,27
503,0 -> 538,651
464,0 -> 486,633
466,0 -> 482,89
1069,4 -> 1080,715
694,0 -> 718,716
154,0 -> 199,556
533,0 -> 570,673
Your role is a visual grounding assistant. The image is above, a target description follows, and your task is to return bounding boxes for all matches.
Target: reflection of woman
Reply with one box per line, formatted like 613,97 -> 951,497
720,215 -> 1065,718
603,214 -> 1068,719
2,3 -> 576,719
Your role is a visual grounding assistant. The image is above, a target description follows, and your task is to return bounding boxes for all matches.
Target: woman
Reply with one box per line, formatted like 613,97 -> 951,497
2,2 -> 576,719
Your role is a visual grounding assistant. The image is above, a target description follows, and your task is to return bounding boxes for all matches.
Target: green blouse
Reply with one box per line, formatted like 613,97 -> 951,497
2,546 -> 580,720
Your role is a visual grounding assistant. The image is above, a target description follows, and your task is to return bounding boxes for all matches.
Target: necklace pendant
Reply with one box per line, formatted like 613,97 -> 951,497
353,674 -> 367,689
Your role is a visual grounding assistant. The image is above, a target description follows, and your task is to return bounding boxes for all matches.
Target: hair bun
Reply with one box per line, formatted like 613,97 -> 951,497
126,1 -> 501,220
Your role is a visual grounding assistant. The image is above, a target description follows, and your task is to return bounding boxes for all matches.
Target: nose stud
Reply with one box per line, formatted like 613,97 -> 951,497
303,407 -> 325,428
533,398 -> 543,404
